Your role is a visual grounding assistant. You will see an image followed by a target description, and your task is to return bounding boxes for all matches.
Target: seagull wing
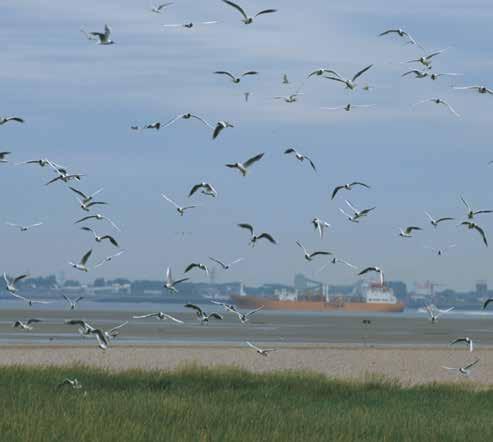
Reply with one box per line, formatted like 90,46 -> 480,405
284,148 -> 296,155
257,233 -> 277,244
296,240 -> 308,254
331,186 -> 344,200
460,195 -> 471,212
350,182 -> 370,189
209,313 -> 223,320
352,64 -> 373,82
310,251 -> 332,258
161,193 -> 180,209
246,341 -> 262,351
184,263 -> 199,273
209,257 -> 227,269
80,249 -> 93,265
163,314 -> 184,324
472,224 -> 488,246
306,156 -> 317,172
483,298 -> 493,310
221,0 -> 248,20
101,235 -> 119,247
173,277 -> 189,285
464,359 -> 480,370
358,267 -> 377,276
255,9 -> 277,17
188,184 -> 202,197
108,321 -> 128,334
75,216 -> 96,224
238,223 -> 254,235
345,200 -> 359,213
241,71 -> 258,77
243,152 -> 264,168
185,303 -> 203,315
69,187 -> 88,200
441,101 -> 460,117
246,306 -> 264,317
26,318 -> 42,325
13,274 -> 29,285
214,71 -> 236,81
133,313 -> 159,319
435,217 -> 454,224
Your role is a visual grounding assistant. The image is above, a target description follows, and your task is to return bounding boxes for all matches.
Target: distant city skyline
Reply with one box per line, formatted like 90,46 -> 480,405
1,1 -> 493,291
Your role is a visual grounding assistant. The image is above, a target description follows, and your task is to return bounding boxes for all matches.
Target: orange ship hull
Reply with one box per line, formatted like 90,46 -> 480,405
231,295 -> 405,313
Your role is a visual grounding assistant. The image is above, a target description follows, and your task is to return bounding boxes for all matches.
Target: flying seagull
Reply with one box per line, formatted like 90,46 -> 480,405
15,158 -> 52,167
453,85 -> 493,95
425,212 -> 454,227
69,249 -> 93,272
7,292 -> 53,306
226,153 -> 264,176
0,152 -> 11,163
212,121 -> 234,139
164,267 -> 189,294
402,70 -> 462,80
238,223 -> 277,247
162,113 -> 213,129
246,341 -> 276,356
274,93 -> 302,103
45,172 -> 84,186
399,226 -> 422,238
0,116 -> 24,125
358,266 -> 384,286
13,319 -> 42,331
188,182 -> 217,198
425,305 -> 454,323
379,28 -> 422,48
214,71 -> 258,83
296,241 -> 331,261
75,214 -> 120,231
331,182 -> 370,200
65,319 -> 96,336
413,98 -> 460,117
81,24 -> 115,45
132,312 -> 184,323
405,49 -> 447,69
185,303 -> 223,325
94,251 -> 125,268
312,218 -> 331,239
161,193 -> 197,216
284,148 -> 316,172
460,195 -> 493,219
5,222 -> 43,232
339,200 -> 375,223
323,65 -> 373,90
151,2 -> 173,13
319,257 -> 357,273
321,104 -> 376,112
62,294 -> 84,310
424,244 -> 456,256
221,0 -> 277,24
163,21 -> 218,29
442,359 -> 479,376
3,272 -> 29,294
461,222 -> 488,247
233,306 -> 264,325
308,67 -> 340,79
104,321 -> 128,340
209,257 -> 244,270
69,187 -> 103,205
450,337 -> 474,352
80,227 -> 119,247
184,263 -> 209,276
210,300 -> 238,313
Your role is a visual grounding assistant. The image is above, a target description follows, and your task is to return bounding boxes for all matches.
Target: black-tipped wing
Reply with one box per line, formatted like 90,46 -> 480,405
238,223 -> 254,235
75,216 -> 97,224
243,153 -> 264,168
188,183 -> 202,197
331,186 -> 345,200
81,249 -> 93,265
241,71 -> 258,77
358,267 -> 379,276
255,9 -> 277,17
209,313 -> 223,320
352,64 -> 373,82
214,71 -> 236,81
257,233 -> 277,244
209,257 -> 227,269
222,0 -> 248,20
464,359 -> 480,370
69,187 -> 88,200
185,303 -> 203,315
350,182 -> 370,189
435,217 -> 454,224
13,274 -> 29,285
101,235 -> 119,247
473,224 -> 488,246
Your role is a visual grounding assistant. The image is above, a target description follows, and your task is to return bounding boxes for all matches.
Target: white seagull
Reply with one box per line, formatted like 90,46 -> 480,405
461,222 -> 488,247
161,193 -> 197,216
214,70 -> 258,84
339,200 -> 375,223
75,214 -> 120,231
405,49 -> 447,69
62,294 -> 84,310
331,182 -> 370,200
5,222 -> 43,232
246,341 -> 276,356
13,319 -> 42,331
398,226 -> 422,238
80,227 -> 119,247
185,303 -> 223,324
226,153 -> 264,176
188,182 -> 217,198
312,218 -> 331,239
453,85 -> 493,95
425,211 -> 454,227
379,28 -> 421,48
319,257 -> 357,273
323,65 -> 373,90
234,306 -> 264,324
402,70 -> 462,80
133,312 -> 184,323
69,187 -> 104,205
296,241 -> 331,262
164,267 -> 189,293
3,272 -> 28,293
151,2 -> 173,13
238,223 -> 277,247
450,337 -> 474,352
212,121 -> 234,139
81,24 -> 115,45
69,249 -> 93,272
15,158 -> 52,167
284,148 -> 316,172
184,263 -> 209,276
274,93 -> 302,103
7,292 -> 53,306
425,304 -> 454,323
321,104 -> 375,112
162,113 -> 213,129
221,0 -> 277,24
163,21 -> 218,29
413,98 -> 460,117
94,251 -> 125,268
442,359 -> 479,376
460,195 -> 493,219
209,257 -> 244,270
358,266 -> 384,286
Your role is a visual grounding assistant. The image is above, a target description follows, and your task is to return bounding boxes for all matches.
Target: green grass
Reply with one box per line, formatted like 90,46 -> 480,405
1,365 -> 492,442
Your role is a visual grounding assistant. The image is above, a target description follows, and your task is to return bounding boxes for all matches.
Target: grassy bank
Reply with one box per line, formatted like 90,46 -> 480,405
1,364 -> 492,442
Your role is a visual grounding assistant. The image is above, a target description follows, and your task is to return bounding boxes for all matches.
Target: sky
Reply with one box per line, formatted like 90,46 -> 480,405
1,0 -> 493,291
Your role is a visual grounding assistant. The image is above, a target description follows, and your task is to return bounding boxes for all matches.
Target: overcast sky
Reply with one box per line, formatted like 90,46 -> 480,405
1,0 -> 493,291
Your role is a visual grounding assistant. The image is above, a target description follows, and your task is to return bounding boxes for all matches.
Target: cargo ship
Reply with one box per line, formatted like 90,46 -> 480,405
231,282 -> 405,313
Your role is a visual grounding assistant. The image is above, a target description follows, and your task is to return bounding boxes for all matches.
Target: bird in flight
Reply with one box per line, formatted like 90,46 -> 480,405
331,182 -> 370,200
221,0 -> 277,25
133,312 -> 184,323
81,24 -> 115,45
425,212 -> 454,227
453,85 -> 493,95
151,2 -> 173,13
442,359 -> 479,376
319,257 -> 357,273
461,222 -> 488,247
274,93 -> 303,103
214,70 -> 258,84
163,21 -> 218,29
209,257 -> 244,270
80,227 -> 119,247
358,266 -> 384,287
413,98 -> 460,117
13,319 -> 42,331
5,222 -> 43,232
339,200 -> 375,223
398,226 -> 422,238
164,267 -> 189,294
405,48 -> 448,69
226,153 -> 264,176
323,65 -> 373,90
69,249 -> 93,272
94,251 -> 125,268
3,272 -> 29,294
212,121 -> 234,139
379,28 -> 422,48
232,306 -> 264,325
238,223 -> 277,247
402,70 -> 462,81
69,187 -> 104,206
460,195 -> 493,219
75,214 -> 120,231
322,104 -> 375,112
184,262 -> 209,276
0,116 -> 24,125
162,113 -> 213,129
161,193 -> 197,216
425,305 -> 454,323
450,337 -> 474,352
312,218 -> 331,239
246,341 -> 276,356
284,148 -> 316,172
185,304 -> 223,324
62,295 -> 84,310
296,241 -> 331,262
188,182 -> 217,198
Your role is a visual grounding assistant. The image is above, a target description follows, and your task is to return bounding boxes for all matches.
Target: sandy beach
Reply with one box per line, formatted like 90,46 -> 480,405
0,344 -> 491,386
